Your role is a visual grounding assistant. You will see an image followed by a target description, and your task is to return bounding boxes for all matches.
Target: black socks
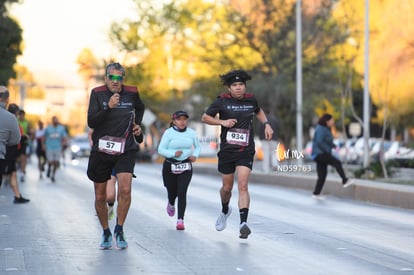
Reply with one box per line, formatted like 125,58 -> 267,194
222,202 -> 230,214
103,228 -> 111,236
240,208 -> 249,224
114,224 -> 123,234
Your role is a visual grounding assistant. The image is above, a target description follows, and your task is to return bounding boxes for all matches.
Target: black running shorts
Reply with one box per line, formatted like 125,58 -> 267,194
2,159 -> 16,175
87,150 -> 136,183
217,150 -> 255,174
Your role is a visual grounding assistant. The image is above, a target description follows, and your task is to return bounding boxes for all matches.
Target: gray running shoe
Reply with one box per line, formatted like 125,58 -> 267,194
239,222 -> 251,239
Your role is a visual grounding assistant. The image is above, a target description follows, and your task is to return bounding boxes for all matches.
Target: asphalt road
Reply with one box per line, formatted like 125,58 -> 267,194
1,159 -> 414,275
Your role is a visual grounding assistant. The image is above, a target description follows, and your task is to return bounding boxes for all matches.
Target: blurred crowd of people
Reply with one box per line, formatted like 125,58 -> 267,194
0,85 -> 69,204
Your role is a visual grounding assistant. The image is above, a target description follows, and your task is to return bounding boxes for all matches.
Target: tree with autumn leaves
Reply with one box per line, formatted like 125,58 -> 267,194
82,0 -> 413,145
334,0 -> 414,139
105,0 -> 354,142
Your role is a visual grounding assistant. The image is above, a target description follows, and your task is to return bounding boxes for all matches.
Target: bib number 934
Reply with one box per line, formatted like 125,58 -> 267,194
226,128 -> 249,146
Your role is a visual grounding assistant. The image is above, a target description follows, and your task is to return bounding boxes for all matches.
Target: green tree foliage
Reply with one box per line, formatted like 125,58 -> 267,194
108,1 -> 179,109
192,0 -> 357,143
224,0 -> 353,143
111,0 -> 414,144
106,0 -> 363,143
0,0 -> 23,84
108,0 -> 262,120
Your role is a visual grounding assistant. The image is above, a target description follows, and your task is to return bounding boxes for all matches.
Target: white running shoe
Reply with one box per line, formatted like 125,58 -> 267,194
343,179 -> 355,188
312,194 -> 326,200
239,222 -> 251,239
215,206 -> 232,231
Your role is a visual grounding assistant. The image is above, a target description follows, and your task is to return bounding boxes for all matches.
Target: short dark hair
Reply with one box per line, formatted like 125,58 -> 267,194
8,103 -> 20,115
317,113 -> 333,126
105,62 -> 125,77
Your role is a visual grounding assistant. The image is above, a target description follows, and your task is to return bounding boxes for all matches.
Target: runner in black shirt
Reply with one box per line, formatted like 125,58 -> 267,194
201,69 -> 274,239
87,62 -> 145,249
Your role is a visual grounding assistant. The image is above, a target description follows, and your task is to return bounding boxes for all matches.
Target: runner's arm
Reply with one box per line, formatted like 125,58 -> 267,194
255,108 -> 274,140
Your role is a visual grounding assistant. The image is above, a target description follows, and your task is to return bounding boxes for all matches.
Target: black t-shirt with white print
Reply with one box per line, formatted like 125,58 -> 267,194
87,85 -> 145,153
205,93 -> 260,153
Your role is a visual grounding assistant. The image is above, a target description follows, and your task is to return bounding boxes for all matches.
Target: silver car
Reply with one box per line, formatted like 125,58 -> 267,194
70,134 -> 91,159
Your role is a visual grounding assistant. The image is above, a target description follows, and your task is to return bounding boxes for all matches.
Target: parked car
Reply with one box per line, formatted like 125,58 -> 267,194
384,142 -> 413,162
70,134 -> 91,159
353,139 -> 413,164
370,140 -> 395,162
337,139 -> 359,164
352,137 -> 380,164
392,147 -> 414,167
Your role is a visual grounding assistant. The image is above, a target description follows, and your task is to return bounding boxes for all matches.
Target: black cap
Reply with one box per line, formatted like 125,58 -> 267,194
220,69 -> 252,86
172,110 -> 189,120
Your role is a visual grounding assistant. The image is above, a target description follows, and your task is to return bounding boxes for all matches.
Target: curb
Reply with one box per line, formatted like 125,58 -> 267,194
193,164 -> 414,210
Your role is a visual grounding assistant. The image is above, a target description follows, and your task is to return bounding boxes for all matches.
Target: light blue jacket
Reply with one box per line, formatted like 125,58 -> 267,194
158,127 -> 201,161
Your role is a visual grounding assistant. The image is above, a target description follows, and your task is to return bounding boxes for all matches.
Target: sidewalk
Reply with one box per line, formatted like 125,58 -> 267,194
193,159 -> 414,210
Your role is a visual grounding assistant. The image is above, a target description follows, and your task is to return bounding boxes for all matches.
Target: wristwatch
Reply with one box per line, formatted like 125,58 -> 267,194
263,121 -> 271,126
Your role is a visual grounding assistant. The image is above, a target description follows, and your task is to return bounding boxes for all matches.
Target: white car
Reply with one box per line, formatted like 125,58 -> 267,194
337,139 -> 359,164
352,137 -> 380,164
384,142 -> 413,161
70,134 -> 91,159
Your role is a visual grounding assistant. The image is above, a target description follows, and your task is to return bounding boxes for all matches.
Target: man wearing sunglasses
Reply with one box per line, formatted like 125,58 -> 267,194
87,62 -> 145,250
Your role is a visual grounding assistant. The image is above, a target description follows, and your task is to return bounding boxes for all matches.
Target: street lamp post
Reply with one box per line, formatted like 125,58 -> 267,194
363,0 -> 370,168
16,80 -> 28,110
296,0 -> 303,164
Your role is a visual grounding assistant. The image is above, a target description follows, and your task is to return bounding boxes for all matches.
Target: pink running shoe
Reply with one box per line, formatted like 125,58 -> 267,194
166,202 -> 175,217
176,219 -> 185,230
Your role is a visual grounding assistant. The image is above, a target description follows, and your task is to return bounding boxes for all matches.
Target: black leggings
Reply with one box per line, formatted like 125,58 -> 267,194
162,161 -> 193,219
313,153 -> 346,195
